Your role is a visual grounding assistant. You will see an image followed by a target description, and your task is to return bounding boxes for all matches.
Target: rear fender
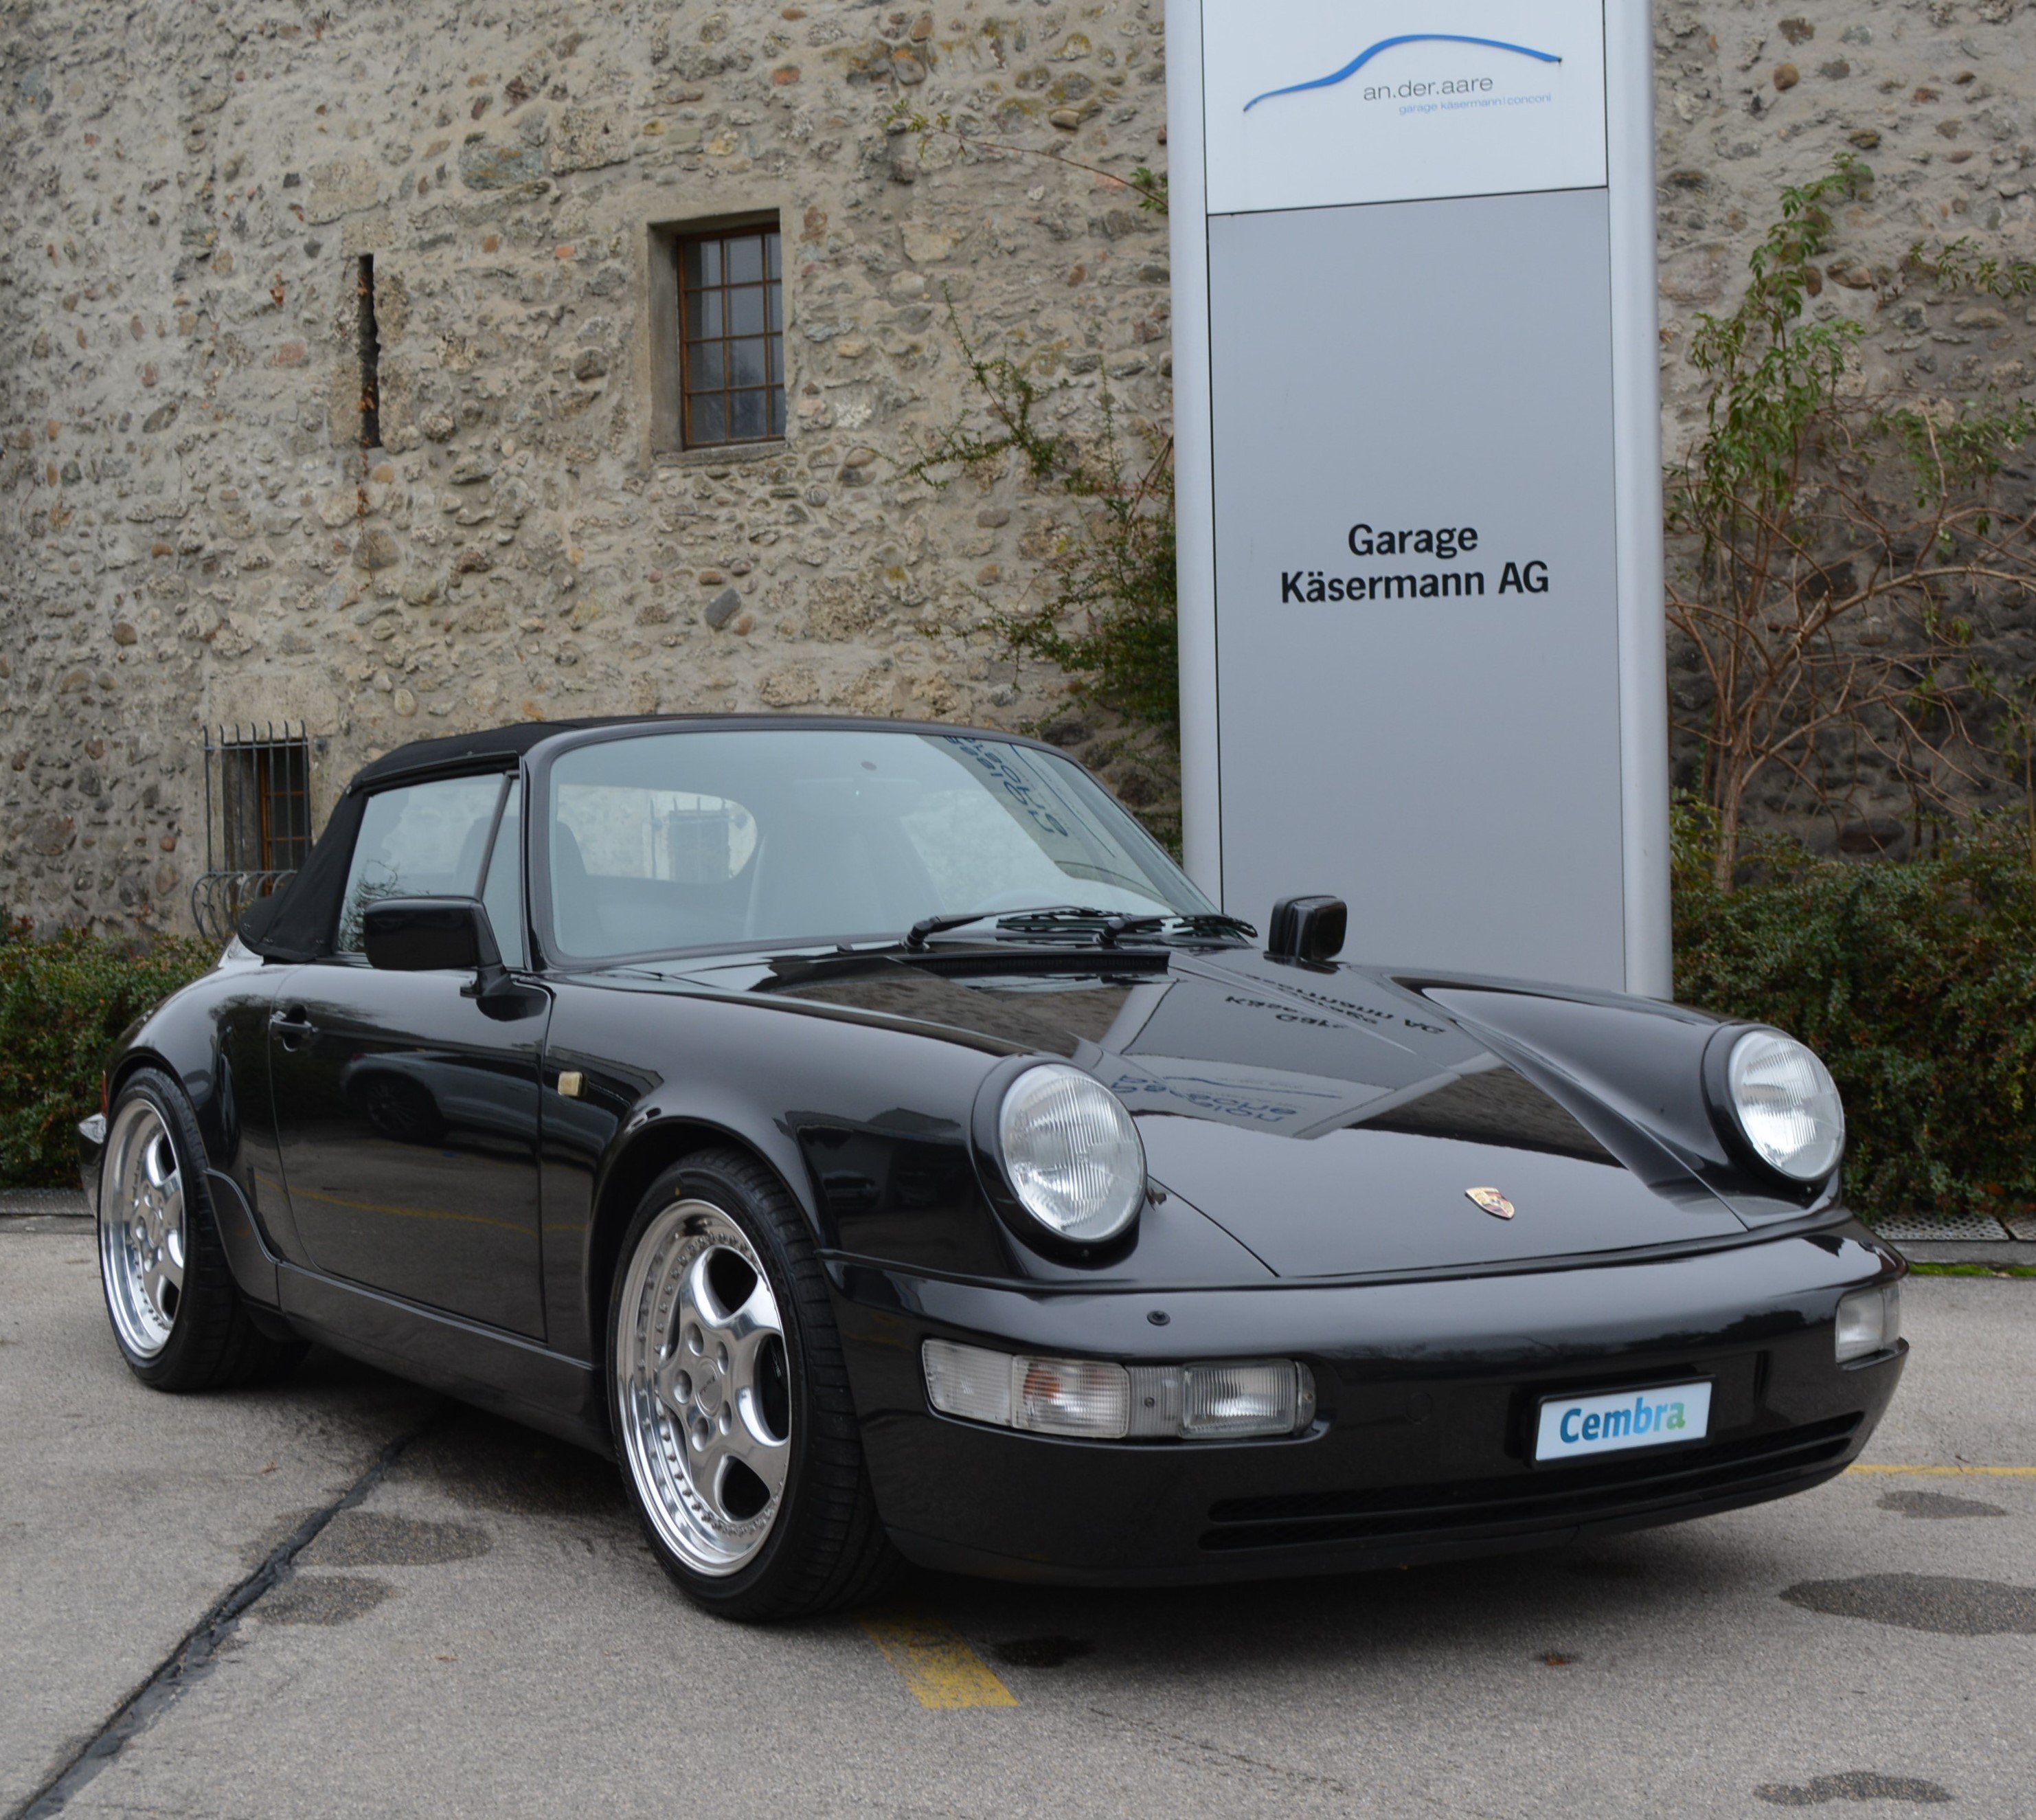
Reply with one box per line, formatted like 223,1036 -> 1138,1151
102,971 -> 284,1307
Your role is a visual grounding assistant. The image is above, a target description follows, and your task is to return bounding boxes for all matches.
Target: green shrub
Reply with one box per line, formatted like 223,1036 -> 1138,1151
1673,807 -> 2036,1220
0,920 -> 216,1188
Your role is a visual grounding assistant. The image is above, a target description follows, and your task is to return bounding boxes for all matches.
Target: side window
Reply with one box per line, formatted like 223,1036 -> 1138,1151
480,779 -> 525,969
335,775 -> 505,953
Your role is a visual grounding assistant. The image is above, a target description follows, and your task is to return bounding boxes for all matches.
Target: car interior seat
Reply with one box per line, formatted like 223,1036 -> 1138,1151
550,822 -> 606,956
451,815 -> 492,896
744,811 -> 931,942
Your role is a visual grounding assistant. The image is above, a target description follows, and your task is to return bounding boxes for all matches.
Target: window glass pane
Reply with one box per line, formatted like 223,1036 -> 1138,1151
767,286 -> 782,332
690,393 -> 727,445
561,789 -> 758,882
766,232 -> 781,279
726,234 -> 764,284
767,333 -> 783,383
690,340 -> 725,389
337,775 -> 504,953
698,239 -> 722,285
681,240 -> 706,288
480,780 -> 525,969
545,730 -> 1208,959
728,286 -> 765,335
731,337 -> 767,387
769,389 -> 786,437
732,390 -> 767,440
689,290 -> 722,340
552,767 -> 759,956
898,741 -> 1204,921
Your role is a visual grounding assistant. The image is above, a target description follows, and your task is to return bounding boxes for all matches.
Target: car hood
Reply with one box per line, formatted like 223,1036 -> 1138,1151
653,946 -> 1773,1279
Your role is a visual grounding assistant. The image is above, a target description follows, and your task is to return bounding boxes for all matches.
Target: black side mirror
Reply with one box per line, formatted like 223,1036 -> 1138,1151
1267,895 -> 1347,966
363,897 -> 504,985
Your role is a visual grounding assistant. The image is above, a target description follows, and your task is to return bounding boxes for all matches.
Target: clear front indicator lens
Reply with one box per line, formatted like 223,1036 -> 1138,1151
997,1063 -> 1146,1244
1728,1030 -> 1845,1182
1835,1282 -> 1901,1363
1179,1360 -> 1313,1438
921,1338 -> 1015,1428
923,1340 -> 1313,1441
1015,1356 -> 1131,1438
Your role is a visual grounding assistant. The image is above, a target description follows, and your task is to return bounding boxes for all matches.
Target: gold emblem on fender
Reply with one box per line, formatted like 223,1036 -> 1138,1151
1466,1187 -> 1515,1220
556,1070 -> 584,1099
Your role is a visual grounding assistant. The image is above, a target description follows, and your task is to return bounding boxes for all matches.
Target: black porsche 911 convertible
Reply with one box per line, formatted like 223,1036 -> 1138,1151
82,716 -> 1905,1621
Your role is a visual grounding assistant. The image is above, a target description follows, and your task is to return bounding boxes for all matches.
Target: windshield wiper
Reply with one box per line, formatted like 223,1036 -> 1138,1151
905,905 -> 1107,950
1172,913 -> 1258,941
904,906 -> 1256,951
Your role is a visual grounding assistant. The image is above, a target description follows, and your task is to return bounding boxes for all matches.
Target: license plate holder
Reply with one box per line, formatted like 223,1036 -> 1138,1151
1534,1380 -> 1713,1464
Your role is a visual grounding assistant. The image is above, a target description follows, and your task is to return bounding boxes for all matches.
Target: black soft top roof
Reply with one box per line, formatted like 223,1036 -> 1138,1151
346,715 -> 1046,794
346,719 -> 612,791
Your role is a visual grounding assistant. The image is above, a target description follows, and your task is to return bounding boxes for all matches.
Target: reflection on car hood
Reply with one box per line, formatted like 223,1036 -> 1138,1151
751,963 -> 1139,1055
652,947 -> 1761,1276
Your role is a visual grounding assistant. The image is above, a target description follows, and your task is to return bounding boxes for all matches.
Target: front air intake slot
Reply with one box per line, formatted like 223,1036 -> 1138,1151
1201,1413 -> 1862,1551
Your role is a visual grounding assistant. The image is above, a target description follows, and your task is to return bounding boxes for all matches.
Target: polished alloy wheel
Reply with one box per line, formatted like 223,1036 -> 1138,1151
100,1099 -> 187,1360
615,1200 -> 793,1576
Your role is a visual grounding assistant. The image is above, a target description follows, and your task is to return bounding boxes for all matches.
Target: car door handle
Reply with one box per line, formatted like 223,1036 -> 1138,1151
270,1006 -> 316,1050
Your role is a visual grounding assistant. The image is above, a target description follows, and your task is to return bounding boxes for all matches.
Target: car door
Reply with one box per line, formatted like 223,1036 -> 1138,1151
269,771 -> 551,1338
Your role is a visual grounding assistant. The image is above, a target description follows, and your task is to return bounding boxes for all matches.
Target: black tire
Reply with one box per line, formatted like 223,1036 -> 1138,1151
96,1067 -> 305,1392
606,1148 -> 903,1623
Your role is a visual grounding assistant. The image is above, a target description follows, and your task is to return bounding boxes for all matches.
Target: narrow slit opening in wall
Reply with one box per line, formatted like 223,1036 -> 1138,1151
357,254 -> 381,451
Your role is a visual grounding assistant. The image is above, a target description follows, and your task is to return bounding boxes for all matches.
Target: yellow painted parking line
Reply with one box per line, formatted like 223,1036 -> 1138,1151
1848,1463 -> 2036,1477
859,1608 -> 1018,1709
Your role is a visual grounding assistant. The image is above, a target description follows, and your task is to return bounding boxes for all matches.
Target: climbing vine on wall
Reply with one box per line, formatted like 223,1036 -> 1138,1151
1667,155 -> 2036,888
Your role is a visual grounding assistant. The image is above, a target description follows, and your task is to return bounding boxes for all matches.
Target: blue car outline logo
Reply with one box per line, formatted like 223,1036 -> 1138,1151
1242,32 -> 1563,113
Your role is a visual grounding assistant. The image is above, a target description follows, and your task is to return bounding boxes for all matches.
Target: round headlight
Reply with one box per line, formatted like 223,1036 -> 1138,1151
1726,1029 -> 1844,1182
997,1063 -> 1146,1245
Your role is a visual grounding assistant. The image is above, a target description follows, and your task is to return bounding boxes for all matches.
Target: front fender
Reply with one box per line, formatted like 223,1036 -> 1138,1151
539,981 -> 1007,1362
542,978 -> 1292,1362
1422,984 -> 1838,1223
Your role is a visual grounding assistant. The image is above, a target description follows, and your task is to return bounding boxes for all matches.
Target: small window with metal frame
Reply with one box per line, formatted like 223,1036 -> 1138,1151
679,224 -> 786,447
193,723 -> 315,941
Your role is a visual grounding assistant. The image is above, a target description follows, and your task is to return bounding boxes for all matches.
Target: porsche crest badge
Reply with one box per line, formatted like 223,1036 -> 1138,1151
1466,1187 -> 1515,1220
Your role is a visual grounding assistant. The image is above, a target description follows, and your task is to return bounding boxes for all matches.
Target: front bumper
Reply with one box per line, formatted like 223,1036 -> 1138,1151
829,1224 -> 1905,1586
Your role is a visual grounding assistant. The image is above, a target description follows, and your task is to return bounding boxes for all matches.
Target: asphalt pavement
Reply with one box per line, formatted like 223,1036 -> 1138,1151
4,1224 -> 2032,1819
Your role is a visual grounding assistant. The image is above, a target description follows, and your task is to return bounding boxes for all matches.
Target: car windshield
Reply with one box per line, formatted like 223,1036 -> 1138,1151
542,728 -> 1212,961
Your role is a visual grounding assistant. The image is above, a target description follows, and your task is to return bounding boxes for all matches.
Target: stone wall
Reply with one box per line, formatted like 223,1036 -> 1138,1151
1652,1 -> 2036,853
3,0 -> 2033,934
1653,0 -> 2035,429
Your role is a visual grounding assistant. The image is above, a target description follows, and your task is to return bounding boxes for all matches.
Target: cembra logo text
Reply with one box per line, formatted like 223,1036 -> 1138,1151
1556,1394 -> 1692,1446
1243,33 -> 1562,113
